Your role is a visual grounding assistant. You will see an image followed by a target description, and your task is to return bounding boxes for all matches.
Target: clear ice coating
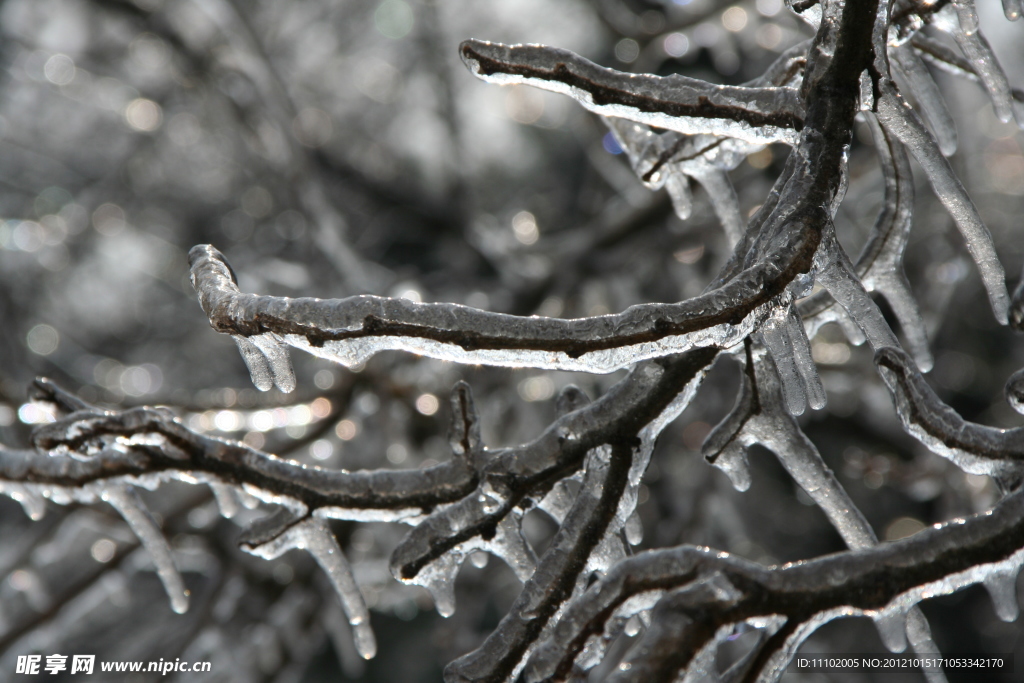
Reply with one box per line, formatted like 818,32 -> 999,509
875,80 -> 1009,324
760,303 -> 826,416
245,516 -> 377,658
233,333 -> 296,393
209,481 -> 240,519
891,45 -> 957,156
603,118 -> 751,246
1005,0 -> 1024,21
459,41 -> 804,147
934,3 -> 1015,124
102,484 -> 190,615
0,483 -> 47,520
876,346 -> 1024,478
872,609 -> 908,653
984,568 -> 1022,622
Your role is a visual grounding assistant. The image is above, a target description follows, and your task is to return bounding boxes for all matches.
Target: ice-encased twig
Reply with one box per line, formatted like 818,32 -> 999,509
891,44 -> 957,156
9,395 -> 482,522
524,479 -> 1024,683
390,350 -> 715,587
876,347 -> 1024,477
911,33 -> 979,82
933,2 -> 1015,123
604,118 -> 749,244
800,113 -> 930,366
875,75 -> 1008,324
443,443 -> 633,682
813,225 -> 901,352
459,41 -> 805,146
102,484 -> 190,615
244,516 -> 376,659
704,346 -> 946,677
190,242 -> 793,374
438,353 -> 712,682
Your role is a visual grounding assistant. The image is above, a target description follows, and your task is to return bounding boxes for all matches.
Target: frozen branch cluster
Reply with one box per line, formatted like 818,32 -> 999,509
4,0 -> 1024,680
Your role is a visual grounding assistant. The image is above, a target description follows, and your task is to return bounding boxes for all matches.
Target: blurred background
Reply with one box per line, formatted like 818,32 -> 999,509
0,0 -> 1022,680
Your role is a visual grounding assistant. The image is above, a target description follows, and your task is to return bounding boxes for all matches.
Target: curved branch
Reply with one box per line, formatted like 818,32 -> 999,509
459,41 -> 805,146
526,484 -> 1024,682
875,347 -> 1024,475
189,241 -> 811,375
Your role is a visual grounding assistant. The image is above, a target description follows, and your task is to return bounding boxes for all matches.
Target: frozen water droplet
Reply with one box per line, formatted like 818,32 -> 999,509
3,484 -> 47,520
104,484 -> 190,614
470,551 -> 489,569
874,610 -> 908,653
209,482 -> 239,519
1005,368 -> 1024,415
708,443 -> 752,492
665,171 -> 692,220
353,625 -> 377,660
407,552 -> 460,617
624,614 -> 643,637
983,570 -> 1020,622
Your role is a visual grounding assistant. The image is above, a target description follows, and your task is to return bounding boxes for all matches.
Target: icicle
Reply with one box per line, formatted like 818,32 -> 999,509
906,610 -> 949,683
784,305 -> 826,410
492,516 -> 538,581
322,601 -> 368,679
891,45 -> 958,156
933,3 -> 1014,123
690,168 -> 744,247
983,569 -> 1020,622
876,87 -> 1009,324
209,481 -> 239,519
624,510 -> 643,546
872,273 -> 934,372
234,336 -> 274,392
761,309 -> 807,416
249,333 -> 296,393
234,334 -> 296,393
707,443 -> 752,492
248,516 -> 377,658
102,484 -> 190,614
0,483 -> 47,520
1004,0 -> 1023,21
814,234 -> 901,352
665,170 -> 693,220
298,518 -> 377,658
873,609 -> 908,653
412,550 -> 460,617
